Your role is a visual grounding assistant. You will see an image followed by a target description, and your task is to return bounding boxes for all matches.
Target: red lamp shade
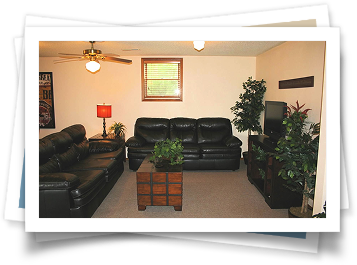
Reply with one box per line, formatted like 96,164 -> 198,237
97,104 -> 112,118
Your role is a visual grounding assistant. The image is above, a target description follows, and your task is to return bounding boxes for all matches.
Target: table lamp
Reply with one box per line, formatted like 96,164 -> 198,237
97,103 -> 112,137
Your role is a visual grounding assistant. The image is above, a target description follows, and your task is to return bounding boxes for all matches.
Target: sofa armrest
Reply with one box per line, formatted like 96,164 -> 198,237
125,136 -> 146,147
39,173 -> 81,218
39,173 -> 80,190
223,135 -> 242,148
89,140 -> 120,153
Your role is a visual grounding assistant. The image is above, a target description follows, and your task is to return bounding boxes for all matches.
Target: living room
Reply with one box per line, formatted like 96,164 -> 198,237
38,39 -> 326,220
39,41 -> 325,147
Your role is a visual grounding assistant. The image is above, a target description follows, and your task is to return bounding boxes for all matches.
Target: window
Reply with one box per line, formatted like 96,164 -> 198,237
141,58 -> 183,101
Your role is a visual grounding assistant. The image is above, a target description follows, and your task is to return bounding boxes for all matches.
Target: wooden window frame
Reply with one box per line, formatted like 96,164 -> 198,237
141,58 -> 183,102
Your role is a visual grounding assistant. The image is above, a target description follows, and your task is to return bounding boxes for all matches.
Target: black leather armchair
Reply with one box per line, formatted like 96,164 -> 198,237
39,124 -> 125,218
126,117 -> 242,171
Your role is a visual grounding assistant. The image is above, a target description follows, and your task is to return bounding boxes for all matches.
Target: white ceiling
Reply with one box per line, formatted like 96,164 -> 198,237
39,41 -> 285,57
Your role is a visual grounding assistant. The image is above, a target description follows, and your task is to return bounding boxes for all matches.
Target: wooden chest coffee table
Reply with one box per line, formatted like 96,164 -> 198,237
136,155 -> 183,211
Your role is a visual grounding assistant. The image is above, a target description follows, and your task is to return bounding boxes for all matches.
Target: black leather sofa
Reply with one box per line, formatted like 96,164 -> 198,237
125,117 -> 242,171
39,124 -> 125,218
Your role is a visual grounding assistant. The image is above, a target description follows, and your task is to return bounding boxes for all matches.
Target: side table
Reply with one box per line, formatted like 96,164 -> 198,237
88,133 -> 126,161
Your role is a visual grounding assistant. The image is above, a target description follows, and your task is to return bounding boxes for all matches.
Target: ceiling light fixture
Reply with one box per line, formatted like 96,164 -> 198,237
193,41 -> 205,51
86,60 -> 101,73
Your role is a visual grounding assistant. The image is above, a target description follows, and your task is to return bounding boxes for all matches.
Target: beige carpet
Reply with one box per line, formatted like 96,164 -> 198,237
92,162 -> 288,218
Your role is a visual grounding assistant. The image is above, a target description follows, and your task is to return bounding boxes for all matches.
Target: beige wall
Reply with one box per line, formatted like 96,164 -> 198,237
256,41 -> 326,125
39,56 -> 256,151
256,41 -> 326,214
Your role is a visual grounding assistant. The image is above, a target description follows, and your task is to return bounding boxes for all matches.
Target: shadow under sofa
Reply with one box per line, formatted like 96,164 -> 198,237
125,117 -> 242,171
39,124 -> 125,218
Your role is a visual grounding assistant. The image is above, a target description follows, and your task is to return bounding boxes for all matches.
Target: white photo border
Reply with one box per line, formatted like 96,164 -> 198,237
25,26 -> 340,232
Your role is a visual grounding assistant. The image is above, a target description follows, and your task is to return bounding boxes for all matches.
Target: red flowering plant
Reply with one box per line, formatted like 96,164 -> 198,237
275,101 -> 320,217
284,101 -> 312,136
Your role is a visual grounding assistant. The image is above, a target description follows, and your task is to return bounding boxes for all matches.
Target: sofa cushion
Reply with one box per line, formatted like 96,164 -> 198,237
69,170 -> 107,208
128,152 -> 149,160
127,143 -> 155,154
170,117 -> 197,144
61,124 -> 86,144
87,147 -> 124,160
40,173 -> 80,190
53,144 -> 79,171
224,135 -> 243,147
74,138 -> 90,160
183,153 -> 200,160
125,135 -> 146,147
69,170 -> 106,199
89,140 -> 119,153
197,118 -> 232,144
64,158 -> 117,175
176,143 -> 200,160
181,143 -> 200,154
39,156 -> 61,174
65,158 -> 119,183
134,118 -> 170,143
43,131 -> 73,154
199,143 -> 241,154
39,138 -> 55,165
201,153 -> 240,159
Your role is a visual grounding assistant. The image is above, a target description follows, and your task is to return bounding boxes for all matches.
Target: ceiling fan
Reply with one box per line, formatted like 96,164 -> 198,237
54,41 -> 132,73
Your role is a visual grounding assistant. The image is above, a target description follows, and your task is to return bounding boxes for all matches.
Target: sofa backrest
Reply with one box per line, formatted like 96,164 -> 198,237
61,124 -> 86,144
39,130 -> 74,174
39,124 -> 88,171
134,118 -> 170,143
39,137 -> 56,165
169,117 -> 197,144
41,131 -> 73,155
197,118 -> 232,144
131,117 -> 233,145
61,124 -> 89,161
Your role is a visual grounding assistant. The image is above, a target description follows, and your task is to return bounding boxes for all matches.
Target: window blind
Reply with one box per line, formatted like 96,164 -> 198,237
142,58 -> 183,101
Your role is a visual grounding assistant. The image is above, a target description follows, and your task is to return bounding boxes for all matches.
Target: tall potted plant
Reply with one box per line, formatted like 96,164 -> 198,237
275,101 -> 320,218
230,76 -> 267,164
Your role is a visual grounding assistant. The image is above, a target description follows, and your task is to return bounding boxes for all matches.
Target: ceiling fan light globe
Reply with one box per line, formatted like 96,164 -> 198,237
193,41 -> 205,51
86,61 -> 101,72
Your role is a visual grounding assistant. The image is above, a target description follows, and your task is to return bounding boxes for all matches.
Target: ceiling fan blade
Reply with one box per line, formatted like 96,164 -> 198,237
101,53 -> 121,57
58,56 -> 84,59
58,53 -> 84,56
103,56 -> 132,64
54,58 -> 87,64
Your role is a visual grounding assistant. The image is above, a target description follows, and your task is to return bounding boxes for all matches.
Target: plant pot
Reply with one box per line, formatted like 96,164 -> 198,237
243,151 -> 248,165
154,158 -> 170,168
288,206 -> 313,218
154,161 -> 164,168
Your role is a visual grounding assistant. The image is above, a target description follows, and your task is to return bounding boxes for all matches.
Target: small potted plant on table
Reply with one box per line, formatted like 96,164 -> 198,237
149,138 -> 184,168
108,121 -> 126,137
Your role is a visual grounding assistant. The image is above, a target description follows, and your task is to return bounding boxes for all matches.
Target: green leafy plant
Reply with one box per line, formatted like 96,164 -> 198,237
108,121 -> 126,136
252,144 -> 268,179
230,77 -> 267,137
275,101 -> 320,216
149,138 -> 184,167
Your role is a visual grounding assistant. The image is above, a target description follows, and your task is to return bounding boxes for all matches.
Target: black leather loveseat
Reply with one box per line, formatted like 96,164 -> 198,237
125,117 -> 242,171
39,124 -> 125,218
